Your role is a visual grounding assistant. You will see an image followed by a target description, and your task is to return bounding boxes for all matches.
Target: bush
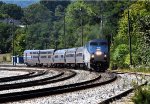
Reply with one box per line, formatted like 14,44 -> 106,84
2,56 -> 6,62
132,85 -> 150,104
112,44 -> 128,68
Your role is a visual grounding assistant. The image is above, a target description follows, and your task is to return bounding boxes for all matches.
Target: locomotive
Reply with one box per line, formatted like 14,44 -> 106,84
24,39 -> 109,71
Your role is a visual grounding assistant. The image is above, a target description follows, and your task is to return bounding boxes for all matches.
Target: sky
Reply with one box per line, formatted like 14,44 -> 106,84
0,0 -> 40,8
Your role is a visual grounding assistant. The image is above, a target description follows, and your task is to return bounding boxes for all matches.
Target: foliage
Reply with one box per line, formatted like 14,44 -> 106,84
14,28 -> 26,55
137,14 -> 150,66
0,0 -> 149,70
0,22 -> 12,53
111,1 -> 150,68
63,0 -> 99,47
112,44 -> 128,68
132,85 -> 150,104
22,3 -> 52,24
40,0 -> 70,13
25,22 -> 53,50
0,2 -> 23,20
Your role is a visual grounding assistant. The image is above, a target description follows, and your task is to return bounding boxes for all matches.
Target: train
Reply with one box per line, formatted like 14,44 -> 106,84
23,39 -> 110,71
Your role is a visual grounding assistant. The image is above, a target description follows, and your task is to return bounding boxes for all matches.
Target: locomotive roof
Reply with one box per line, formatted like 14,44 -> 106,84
88,39 -> 108,43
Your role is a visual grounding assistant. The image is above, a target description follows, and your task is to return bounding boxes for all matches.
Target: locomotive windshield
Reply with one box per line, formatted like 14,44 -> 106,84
90,42 -> 107,46
99,42 -> 107,45
90,42 -> 98,46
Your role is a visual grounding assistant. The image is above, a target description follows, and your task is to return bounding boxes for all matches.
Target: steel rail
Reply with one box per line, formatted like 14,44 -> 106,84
0,72 -> 117,103
0,69 -> 47,82
0,71 -> 64,90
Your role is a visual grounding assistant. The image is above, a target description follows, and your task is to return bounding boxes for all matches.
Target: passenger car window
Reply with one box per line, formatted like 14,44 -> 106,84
55,55 -> 58,58
41,56 -> 47,58
77,53 -> 82,57
33,56 -> 38,58
48,55 -> 51,58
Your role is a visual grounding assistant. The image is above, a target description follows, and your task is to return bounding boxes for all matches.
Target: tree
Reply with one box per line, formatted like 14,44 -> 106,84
112,1 -> 150,67
23,3 -> 52,24
63,0 -> 98,47
14,28 -> 26,55
0,3 -> 23,20
24,22 -> 53,50
0,23 -> 12,53
40,0 -> 70,13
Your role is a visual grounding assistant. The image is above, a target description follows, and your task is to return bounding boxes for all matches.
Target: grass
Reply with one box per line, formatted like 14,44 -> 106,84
110,67 -> 150,74
132,85 -> 150,104
0,53 -> 11,63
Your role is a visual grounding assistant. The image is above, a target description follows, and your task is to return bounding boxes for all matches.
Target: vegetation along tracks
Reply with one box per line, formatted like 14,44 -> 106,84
100,71 -> 150,104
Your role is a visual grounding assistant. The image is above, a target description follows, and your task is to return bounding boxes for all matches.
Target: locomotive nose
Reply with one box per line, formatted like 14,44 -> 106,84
91,48 -> 107,62
95,49 -> 102,56
94,49 -> 103,61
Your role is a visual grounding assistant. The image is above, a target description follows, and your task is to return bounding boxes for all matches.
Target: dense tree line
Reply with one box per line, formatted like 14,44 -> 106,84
0,0 -> 149,68
111,1 -> 150,68
0,2 -> 22,54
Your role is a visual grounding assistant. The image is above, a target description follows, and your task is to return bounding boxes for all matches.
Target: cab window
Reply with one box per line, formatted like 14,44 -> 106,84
99,42 -> 107,45
90,42 -> 98,46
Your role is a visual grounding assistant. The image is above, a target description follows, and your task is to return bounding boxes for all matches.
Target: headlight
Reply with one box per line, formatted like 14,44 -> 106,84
95,51 -> 102,55
104,54 -> 107,58
91,54 -> 94,58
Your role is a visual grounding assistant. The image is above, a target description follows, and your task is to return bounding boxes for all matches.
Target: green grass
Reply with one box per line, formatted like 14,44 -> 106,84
132,85 -> 150,104
111,67 -> 150,74
0,53 -> 11,63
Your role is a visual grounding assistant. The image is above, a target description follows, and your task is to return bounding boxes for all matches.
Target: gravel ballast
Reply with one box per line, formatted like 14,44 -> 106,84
0,69 -> 98,95
6,73 -> 148,104
0,65 -> 149,104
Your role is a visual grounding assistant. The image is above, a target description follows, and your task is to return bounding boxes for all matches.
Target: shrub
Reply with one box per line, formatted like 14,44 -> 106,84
132,85 -> 150,104
112,44 -> 128,68
2,56 -> 6,62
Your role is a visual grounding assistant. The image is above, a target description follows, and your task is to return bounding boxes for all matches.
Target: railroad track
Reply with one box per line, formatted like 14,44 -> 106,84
0,67 -> 148,104
0,68 -> 47,82
0,66 -> 117,103
0,71 -> 78,91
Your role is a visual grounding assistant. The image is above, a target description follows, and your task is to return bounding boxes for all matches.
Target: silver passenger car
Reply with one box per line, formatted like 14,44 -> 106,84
24,50 -> 40,66
76,47 -> 85,67
24,49 -> 55,66
65,48 -> 77,67
53,49 -> 67,67
39,49 -> 55,66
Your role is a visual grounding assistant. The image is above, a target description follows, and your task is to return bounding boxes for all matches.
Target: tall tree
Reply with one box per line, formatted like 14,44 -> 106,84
0,23 -> 12,53
112,1 -> 150,67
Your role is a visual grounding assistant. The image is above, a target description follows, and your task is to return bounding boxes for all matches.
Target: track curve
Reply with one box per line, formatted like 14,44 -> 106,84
0,70 -> 116,103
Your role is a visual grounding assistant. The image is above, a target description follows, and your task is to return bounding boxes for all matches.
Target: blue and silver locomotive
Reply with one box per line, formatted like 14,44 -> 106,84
83,39 -> 109,71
